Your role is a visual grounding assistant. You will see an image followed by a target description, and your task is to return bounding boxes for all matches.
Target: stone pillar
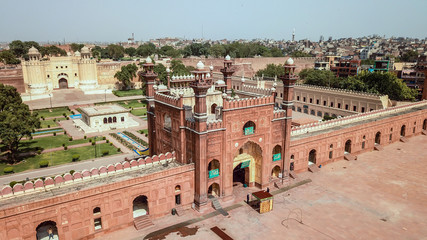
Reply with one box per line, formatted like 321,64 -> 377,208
279,58 -> 297,181
190,61 -> 213,212
139,57 -> 158,155
220,55 -> 235,96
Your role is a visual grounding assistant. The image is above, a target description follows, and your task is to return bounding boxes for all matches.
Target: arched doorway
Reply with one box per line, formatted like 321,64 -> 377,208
308,149 -> 316,165
36,220 -> 58,240
233,141 -> 262,187
271,165 -> 281,178
375,132 -> 381,145
208,183 -> 220,197
423,119 -> 427,130
211,103 -> 217,114
132,195 -> 148,218
401,125 -> 406,137
345,140 -> 352,154
58,78 -> 68,89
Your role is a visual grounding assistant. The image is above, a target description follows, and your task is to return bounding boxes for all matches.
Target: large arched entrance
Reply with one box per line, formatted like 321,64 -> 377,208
308,149 -> 316,165
233,141 -> 262,188
58,78 -> 68,89
271,165 -> 281,178
375,132 -> 381,145
345,140 -> 352,154
36,220 -> 58,240
132,195 -> 148,218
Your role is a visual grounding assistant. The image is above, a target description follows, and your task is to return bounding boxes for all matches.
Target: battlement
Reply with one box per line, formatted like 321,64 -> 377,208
171,74 -> 195,82
291,101 -> 427,136
241,84 -> 273,95
0,152 -> 176,199
154,92 -> 183,108
294,83 -> 386,98
207,119 -> 223,130
223,95 -> 274,110
273,109 -> 286,120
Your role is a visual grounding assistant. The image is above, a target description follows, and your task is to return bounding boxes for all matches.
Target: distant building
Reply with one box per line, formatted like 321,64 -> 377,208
330,59 -> 361,78
372,59 -> 393,72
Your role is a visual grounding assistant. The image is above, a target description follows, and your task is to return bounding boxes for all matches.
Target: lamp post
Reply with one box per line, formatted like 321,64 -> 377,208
49,93 -> 52,109
28,84 -> 32,100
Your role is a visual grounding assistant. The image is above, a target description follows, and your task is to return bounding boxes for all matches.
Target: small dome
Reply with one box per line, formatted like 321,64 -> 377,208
273,82 -> 277,87
234,95 -> 240,99
196,61 -> 205,70
216,79 -> 226,85
153,85 -> 158,90
178,91 -> 184,97
209,65 -> 214,71
28,46 -> 39,55
81,46 -> 90,54
285,58 -> 294,65
166,67 -> 171,73
271,87 -> 276,92
225,55 -> 231,61
158,84 -> 167,90
222,93 -> 228,98
145,57 -> 152,63
75,51 -> 81,57
241,77 -> 245,83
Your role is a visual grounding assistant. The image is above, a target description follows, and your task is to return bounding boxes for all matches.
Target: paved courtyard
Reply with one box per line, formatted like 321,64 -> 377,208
97,134 -> 427,240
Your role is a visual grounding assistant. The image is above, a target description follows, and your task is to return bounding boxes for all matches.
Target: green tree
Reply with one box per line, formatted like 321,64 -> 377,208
9,40 -> 27,58
39,46 -> 67,57
153,63 -> 167,85
0,50 -> 21,65
0,84 -> 40,163
136,43 -> 156,57
300,69 -> 339,87
209,44 -> 226,57
124,47 -> 137,57
114,64 -> 138,90
255,64 -> 285,78
70,43 -> 84,52
270,47 -> 284,57
401,50 -> 418,62
170,59 -> 193,76
107,44 -> 125,60
183,43 -> 211,57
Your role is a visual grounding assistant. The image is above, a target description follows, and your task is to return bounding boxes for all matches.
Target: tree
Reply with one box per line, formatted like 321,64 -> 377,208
0,84 -> 40,163
158,45 -> 180,58
114,64 -> 138,90
39,46 -> 67,57
124,47 -> 137,57
255,64 -> 285,78
136,43 -> 156,57
183,43 -> 210,57
70,43 -> 84,52
170,59 -> 193,76
300,69 -> 339,87
401,50 -> 418,62
153,63 -> 167,85
0,50 -> 21,65
9,40 -> 27,58
270,47 -> 284,57
209,44 -> 226,58
107,44 -> 125,60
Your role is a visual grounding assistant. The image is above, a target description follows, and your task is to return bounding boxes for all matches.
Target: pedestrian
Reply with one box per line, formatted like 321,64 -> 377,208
266,187 -> 270,193
48,227 -> 54,240
246,194 -> 250,203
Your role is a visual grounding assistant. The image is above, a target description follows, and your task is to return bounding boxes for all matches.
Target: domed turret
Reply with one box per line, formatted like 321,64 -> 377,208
28,46 -> 39,55
145,57 -> 152,64
196,61 -> 205,70
75,51 -> 81,57
225,55 -> 231,61
285,58 -> 294,65
81,46 -> 90,54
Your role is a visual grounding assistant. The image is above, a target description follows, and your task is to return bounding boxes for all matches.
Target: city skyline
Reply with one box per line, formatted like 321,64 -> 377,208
1,0 -> 427,43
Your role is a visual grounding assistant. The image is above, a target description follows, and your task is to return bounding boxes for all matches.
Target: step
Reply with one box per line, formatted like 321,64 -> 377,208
308,164 -> 319,173
211,198 -> 229,216
134,215 -> 154,230
374,145 -> 383,151
174,205 -> 186,216
344,154 -> 357,161
422,130 -> 427,135
289,172 -> 298,179
400,137 -> 408,142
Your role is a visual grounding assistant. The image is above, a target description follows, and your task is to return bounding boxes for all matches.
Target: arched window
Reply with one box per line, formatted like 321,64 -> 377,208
308,149 -> 316,165
103,118 -> 107,124
329,144 -> 333,159
400,125 -> 406,137
423,119 -> 427,130
108,117 -> 112,123
93,207 -> 101,215
375,132 -> 381,145
208,159 -> 220,178
164,114 -> 172,131
113,117 -> 117,123
133,195 -> 149,218
211,103 -> 217,114
317,111 -> 322,117
310,110 -> 315,115
345,140 -> 352,154
243,121 -> 255,135
175,185 -> 181,192
304,108 -> 308,114
272,145 -> 281,162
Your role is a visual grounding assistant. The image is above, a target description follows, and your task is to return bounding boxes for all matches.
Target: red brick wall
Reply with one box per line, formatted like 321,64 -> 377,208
0,68 -> 25,93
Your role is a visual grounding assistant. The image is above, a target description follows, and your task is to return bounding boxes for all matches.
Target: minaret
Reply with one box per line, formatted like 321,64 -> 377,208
279,58 -> 297,182
220,55 -> 235,96
139,57 -> 158,154
190,61 -> 213,211
292,28 -> 295,42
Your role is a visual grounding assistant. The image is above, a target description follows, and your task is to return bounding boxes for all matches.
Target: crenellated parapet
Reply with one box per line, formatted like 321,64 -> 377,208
241,84 -> 273,95
295,83 -> 386,98
154,92 -> 183,108
291,101 -> 427,136
223,95 -> 274,110
0,152 -> 176,199
207,119 -> 223,131
273,109 -> 286,120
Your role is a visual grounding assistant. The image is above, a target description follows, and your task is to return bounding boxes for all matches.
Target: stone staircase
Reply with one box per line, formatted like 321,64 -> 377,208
209,197 -> 229,216
374,145 -> 383,151
422,130 -> 427,135
308,164 -> 319,173
344,154 -> 357,161
400,137 -> 408,142
134,215 -> 154,230
174,205 -> 186,216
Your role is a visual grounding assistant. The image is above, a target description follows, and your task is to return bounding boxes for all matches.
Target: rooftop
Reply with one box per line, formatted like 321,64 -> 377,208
80,104 -> 129,116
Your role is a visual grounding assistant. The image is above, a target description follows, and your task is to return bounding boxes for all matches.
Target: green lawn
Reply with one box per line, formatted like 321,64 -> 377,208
39,118 -> 66,129
0,143 -> 120,176
118,100 -> 146,109
33,107 -> 72,118
112,89 -> 143,97
130,108 -> 147,116
138,129 -> 148,135
20,135 -> 100,152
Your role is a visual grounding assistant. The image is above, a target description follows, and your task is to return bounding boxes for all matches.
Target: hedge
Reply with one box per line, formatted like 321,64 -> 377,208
39,160 -> 49,168
4,167 -> 14,174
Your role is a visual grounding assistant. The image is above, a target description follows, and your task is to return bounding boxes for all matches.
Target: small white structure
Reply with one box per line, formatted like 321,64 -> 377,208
74,104 -> 139,133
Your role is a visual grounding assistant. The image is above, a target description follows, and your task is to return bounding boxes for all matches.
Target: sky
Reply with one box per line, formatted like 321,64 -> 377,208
1,0 -> 427,43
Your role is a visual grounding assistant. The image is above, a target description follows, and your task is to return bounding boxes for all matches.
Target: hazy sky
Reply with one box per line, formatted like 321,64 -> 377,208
1,0 -> 427,43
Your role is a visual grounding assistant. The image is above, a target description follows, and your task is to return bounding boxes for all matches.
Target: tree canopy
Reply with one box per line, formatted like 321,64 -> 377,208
255,64 -> 285,78
124,47 -> 137,57
107,44 -> 125,60
0,50 -> 21,65
0,84 -> 40,163
70,43 -> 84,52
136,43 -> 156,57
114,64 -> 138,90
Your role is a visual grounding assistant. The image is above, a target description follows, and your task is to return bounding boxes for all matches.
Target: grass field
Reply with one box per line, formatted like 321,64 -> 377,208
20,135 -> 100,152
130,108 -> 147,116
39,117 -> 67,129
33,107 -> 72,118
117,100 -> 145,109
138,129 -> 148,135
0,143 -> 120,176
112,89 -> 143,97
